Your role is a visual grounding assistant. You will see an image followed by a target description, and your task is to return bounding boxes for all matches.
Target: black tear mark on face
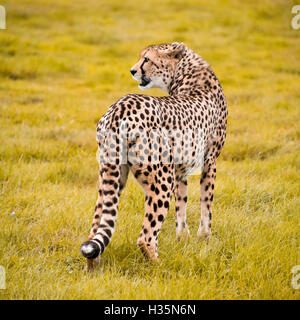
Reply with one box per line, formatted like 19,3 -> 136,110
140,58 -> 148,76
139,57 -> 151,86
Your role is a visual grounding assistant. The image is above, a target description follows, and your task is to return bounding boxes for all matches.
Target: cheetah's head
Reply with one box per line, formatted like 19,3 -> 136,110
130,42 -> 186,93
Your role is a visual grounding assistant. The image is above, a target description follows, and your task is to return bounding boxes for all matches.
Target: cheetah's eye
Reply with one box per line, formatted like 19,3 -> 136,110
144,57 -> 149,63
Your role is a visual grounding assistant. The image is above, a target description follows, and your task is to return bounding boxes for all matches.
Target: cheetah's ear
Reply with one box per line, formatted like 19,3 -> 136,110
170,42 -> 186,59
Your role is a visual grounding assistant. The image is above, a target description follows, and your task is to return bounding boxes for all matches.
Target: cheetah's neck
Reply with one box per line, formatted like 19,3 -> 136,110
168,48 -> 220,97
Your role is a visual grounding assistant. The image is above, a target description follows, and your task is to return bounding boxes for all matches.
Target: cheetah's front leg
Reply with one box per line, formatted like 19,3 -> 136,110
175,179 -> 189,240
197,161 -> 216,240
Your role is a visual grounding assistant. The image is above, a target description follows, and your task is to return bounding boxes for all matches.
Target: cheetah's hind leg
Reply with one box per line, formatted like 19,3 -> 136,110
134,164 -> 173,261
81,164 -> 129,271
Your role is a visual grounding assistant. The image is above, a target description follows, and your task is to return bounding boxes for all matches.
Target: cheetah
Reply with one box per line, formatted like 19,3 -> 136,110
80,42 -> 228,270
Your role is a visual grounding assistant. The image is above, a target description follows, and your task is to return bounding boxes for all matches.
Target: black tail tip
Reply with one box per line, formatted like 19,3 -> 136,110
80,241 -> 100,259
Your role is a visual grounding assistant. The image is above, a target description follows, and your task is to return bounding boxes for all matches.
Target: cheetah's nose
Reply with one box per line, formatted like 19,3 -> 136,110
130,69 -> 137,76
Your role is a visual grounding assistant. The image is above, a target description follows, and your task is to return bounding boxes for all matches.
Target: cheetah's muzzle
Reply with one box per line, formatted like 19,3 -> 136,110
140,76 -> 151,87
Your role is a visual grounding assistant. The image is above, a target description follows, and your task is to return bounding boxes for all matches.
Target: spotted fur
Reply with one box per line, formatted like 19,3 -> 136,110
80,42 -> 228,270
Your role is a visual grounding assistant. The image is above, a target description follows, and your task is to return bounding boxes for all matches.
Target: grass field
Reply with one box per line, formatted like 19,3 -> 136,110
0,0 -> 299,299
